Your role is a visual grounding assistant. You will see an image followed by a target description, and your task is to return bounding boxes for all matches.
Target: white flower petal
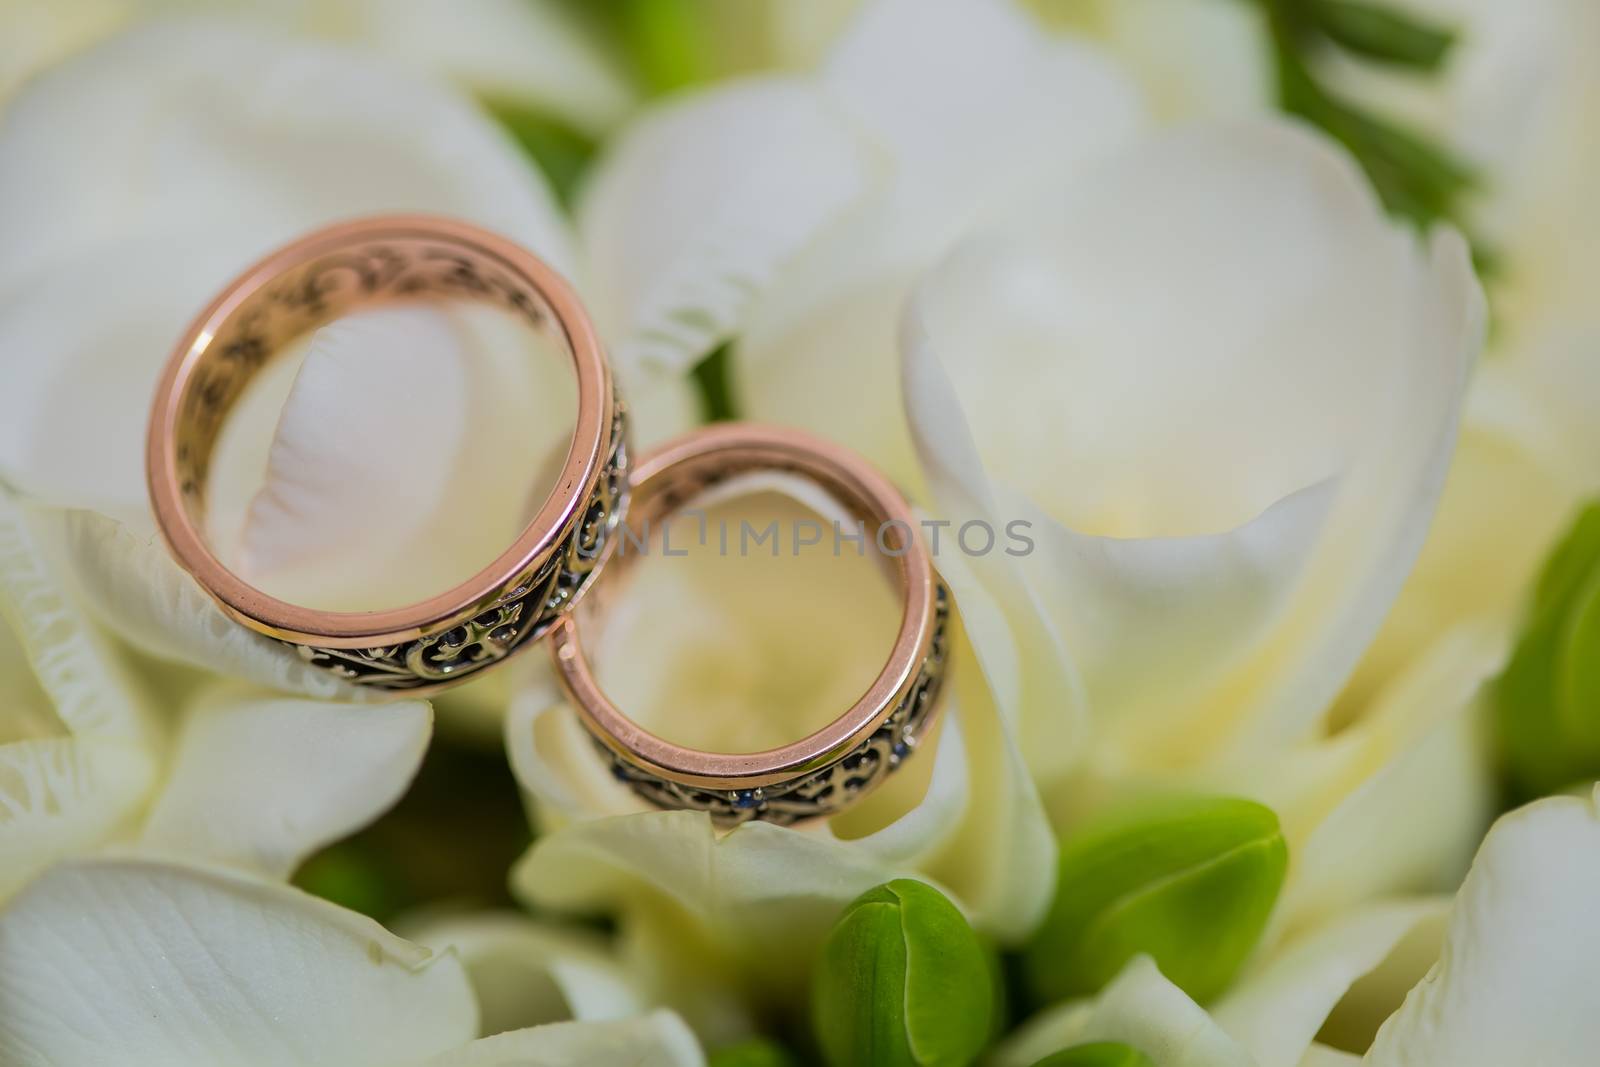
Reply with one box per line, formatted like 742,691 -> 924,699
896,332 -> 1089,782
508,692 -> 643,826
0,0 -> 126,105
0,491 -> 159,898
1352,322 -> 1600,703
404,913 -> 648,1035
578,76 -> 876,376
1,0 -> 632,134
0,19 -> 572,515
418,1012 -> 704,1067
0,737 -> 153,900
854,619 -> 1058,941
903,118 -> 1483,769
1034,0 -> 1273,123
1212,900 -> 1448,1067
231,304 -> 567,611
994,956 -> 1255,1067
139,684 -> 430,879
904,254 -> 1341,777
514,812 -> 928,1036
0,494 -> 154,744
821,0 -> 1143,257
43,505 -> 357,699
737,0 -> 1142,483
505,485 -> 1055,947
1298,1047 -> 1360,1067
338,0 -> 634,135
1265,623 -> 1501,931
0,857 -> 476,1067
1366,788 -> 1600,1066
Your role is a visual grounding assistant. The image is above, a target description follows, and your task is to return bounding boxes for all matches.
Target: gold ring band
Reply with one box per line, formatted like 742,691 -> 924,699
146,215 -> 628,692
550,423 -> 949,826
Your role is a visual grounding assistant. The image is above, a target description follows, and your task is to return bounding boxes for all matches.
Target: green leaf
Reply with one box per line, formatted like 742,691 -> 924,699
811,879 -> 993,1067
1258,0 -> 1480,238
692,343 -> 740,423
482,99 -> 597,211
1029,1043 -> 1157,1067
709,1038 -> 801,1067
1494,500 -> 1600,798
1022,795 -> 1287,1006
1312,0 -> 1457,70
614,0 -> 710,94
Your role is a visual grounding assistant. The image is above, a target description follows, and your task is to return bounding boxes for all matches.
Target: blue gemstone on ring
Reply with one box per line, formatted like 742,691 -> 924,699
732,789 -> 760,809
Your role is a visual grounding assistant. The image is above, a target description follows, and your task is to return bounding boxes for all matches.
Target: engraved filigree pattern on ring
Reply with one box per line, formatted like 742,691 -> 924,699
292,398 -> 629,691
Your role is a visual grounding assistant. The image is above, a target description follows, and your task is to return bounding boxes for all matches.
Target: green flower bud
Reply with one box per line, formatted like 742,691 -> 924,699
811,879 -> 993,1067
1029,1042 -> 1157,1067
1022,795 -> 1287,1006
1495,500 -> 1600,799
709,1038 -> 799,1067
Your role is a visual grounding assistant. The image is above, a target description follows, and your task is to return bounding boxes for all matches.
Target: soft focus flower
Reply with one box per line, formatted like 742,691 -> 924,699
579,0 -> 1142,479
574,0 -> 1491,914
995,786 -> 1600,1067
1023,0 -> 1273,122
1031,0 -> 1600,709
0,856 -> 704,1066
1331,0 -> 1600,701
0,17 -> 694,730
597,0 -> 862,90
1,0 -> 1587,1062
401,911 -> 654,1036
0,0 -> 632,135
902,118 -> 1480,780
491,0 -> 1492,1047
506,487 -> 1055,1041
0,488 -> 429,901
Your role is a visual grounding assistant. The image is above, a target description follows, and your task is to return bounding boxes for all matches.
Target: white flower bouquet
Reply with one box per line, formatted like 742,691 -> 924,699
1,0 -> 1597,1064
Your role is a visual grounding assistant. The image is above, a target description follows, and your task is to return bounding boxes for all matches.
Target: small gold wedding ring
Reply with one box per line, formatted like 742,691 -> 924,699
550,424 -> 949,826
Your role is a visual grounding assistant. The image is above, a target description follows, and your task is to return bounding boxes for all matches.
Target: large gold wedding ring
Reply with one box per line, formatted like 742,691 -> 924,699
147,215 -> 628,693
550,424 -> 949,826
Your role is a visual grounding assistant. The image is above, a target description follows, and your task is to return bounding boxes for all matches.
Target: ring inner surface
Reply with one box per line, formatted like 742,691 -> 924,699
172,233 -> 574,528
577,452 -> 912,756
